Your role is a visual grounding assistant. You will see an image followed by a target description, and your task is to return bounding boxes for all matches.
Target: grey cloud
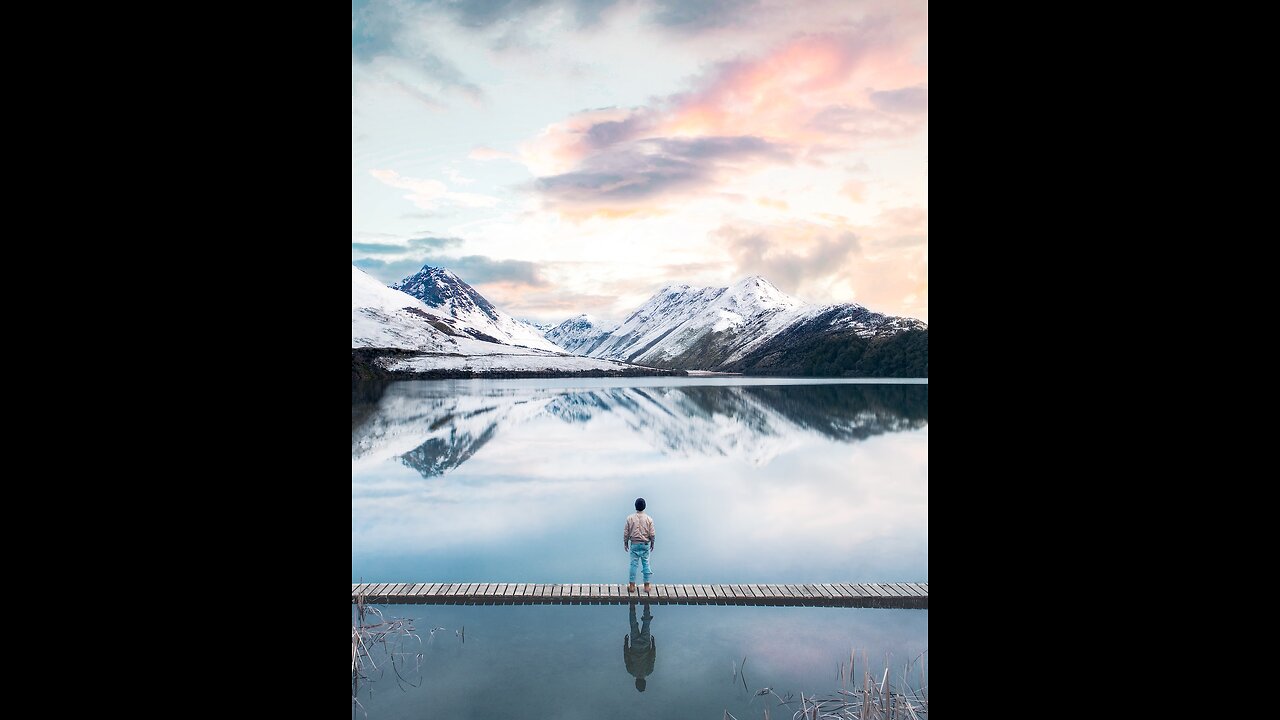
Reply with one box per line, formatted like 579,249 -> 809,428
410,235 -> 465,249
651,0 -> 758,30
420,0 -> 620,29
350,236 -> 464,255
352,0 -> 399,61
655,136 -> 787,159
354,258 -> 438,284
437,0 -> 552,27
387,79 -> 444,109
533,135 -> 790,205
722,227 -> 861,292
355,255 -> 549,287
351,242 -> 407,254
491,26 -> 546,52
570,0 -> 622,26
870,86 -> 928,114
356,0 -> 748,49
352,1 -> 483,100
417,52 -> 484,99
584,113 -> 652,149
808,104 -> 919,139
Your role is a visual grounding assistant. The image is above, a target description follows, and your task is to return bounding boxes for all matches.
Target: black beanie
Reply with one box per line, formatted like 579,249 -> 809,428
635,497 -> 646,511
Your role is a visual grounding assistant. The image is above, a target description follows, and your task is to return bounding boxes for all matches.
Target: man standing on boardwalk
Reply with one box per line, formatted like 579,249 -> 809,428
624,497 -> 656,594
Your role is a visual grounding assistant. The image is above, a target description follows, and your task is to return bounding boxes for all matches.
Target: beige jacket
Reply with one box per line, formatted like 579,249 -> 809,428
624,511 -> 656,546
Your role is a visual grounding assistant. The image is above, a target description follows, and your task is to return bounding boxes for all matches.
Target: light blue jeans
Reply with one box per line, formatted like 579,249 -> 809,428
628,542 -> 652,583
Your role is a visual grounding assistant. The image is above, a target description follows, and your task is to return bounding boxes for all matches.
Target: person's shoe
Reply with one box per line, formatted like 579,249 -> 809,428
628,583 -> 637,593
643,583 -> 652,593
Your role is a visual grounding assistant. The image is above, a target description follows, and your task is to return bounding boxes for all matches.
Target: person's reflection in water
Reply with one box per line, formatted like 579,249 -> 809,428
623,602 -> 656,692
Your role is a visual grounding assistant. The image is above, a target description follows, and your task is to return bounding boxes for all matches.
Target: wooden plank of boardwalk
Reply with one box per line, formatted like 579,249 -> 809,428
352,582 -> 927,608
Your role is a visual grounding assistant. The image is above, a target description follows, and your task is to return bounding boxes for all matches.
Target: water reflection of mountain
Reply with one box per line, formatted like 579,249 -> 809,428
352,380 -> 390,445
351,382 -> 927,479
741,384 -> 928,441
398,423 -> 499,477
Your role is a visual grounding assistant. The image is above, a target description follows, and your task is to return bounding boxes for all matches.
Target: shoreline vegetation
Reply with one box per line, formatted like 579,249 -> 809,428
352,342 -> 929,381
728,649 -> 928,720
352,596 -> 435,718
352,348 -> 689,381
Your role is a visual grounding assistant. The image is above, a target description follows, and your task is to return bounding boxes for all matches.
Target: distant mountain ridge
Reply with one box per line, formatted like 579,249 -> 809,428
545,314 -> 612,355
542,276 -> 927,375
351,265 -> 683,378
353,264 -> 924,378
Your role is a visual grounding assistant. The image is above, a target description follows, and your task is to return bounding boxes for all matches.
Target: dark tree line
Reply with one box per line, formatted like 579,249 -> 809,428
728,329 -> 928,378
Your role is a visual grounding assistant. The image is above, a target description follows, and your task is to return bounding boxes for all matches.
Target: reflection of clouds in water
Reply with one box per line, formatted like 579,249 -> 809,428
729,606 -> 930,684
356,603 -> 927,720
352,381 -> 927,581
351,414 -> 669,556
740,426 -> 928,544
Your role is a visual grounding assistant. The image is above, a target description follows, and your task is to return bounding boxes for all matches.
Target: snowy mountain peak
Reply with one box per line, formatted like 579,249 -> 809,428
623,283 -> 724,324
526,321 -> 557,334
740,275 -> 782,293
722,275 -> 804,311
553,273 -> 923,370
544,313 -> 612,355
393,265 -> 496,317
389,264 -> 562,352
559,313 -> 601,329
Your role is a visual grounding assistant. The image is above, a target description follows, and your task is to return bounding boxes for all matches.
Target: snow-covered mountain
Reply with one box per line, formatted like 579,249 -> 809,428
543,276 -> 926,370
544,314 -> 612,355
391,265 -> 561,352
351,265 -> 456,351
353,265 -> 675,376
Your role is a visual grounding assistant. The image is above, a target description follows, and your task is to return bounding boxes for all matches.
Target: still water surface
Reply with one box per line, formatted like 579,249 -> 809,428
352,378 -> 927,718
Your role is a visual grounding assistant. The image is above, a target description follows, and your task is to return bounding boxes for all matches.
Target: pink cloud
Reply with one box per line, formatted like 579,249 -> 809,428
522,13 -> 927,214
520,107 -> 654,176
663,22 -> 927,143
468,145 -> 520,162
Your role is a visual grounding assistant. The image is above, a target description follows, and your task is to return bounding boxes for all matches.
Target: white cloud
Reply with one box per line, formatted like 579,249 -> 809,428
370,168 -> 499,210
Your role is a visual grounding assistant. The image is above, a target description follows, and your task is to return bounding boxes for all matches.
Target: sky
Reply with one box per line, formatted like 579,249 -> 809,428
352,0 -> 927,325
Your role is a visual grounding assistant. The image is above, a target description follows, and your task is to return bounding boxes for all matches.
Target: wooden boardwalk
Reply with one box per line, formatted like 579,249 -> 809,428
351,582 -> 927,609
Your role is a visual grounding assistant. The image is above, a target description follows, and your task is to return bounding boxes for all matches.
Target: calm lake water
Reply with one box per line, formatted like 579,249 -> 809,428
352,377 -> 928,718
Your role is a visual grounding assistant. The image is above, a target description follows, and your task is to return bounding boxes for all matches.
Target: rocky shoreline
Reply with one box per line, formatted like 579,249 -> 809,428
352,348 -> 688,381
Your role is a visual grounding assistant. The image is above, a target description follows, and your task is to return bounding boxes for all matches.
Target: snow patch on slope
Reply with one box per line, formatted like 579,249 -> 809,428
351,266 -> 456,351
544,313 -> 612,355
